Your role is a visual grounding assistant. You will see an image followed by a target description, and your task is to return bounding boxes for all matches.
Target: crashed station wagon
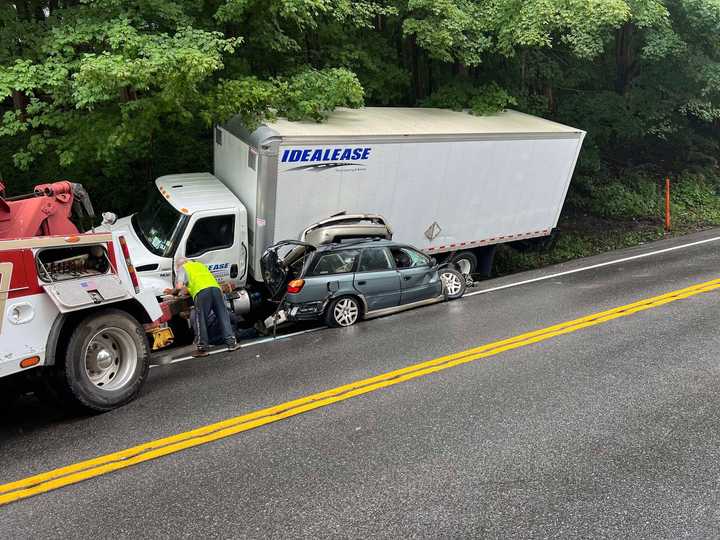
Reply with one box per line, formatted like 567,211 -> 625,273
261,239 -> 467,328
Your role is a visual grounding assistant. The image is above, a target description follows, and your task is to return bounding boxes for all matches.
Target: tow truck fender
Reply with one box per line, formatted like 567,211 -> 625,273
44,311 -> 69,367
43,298 -> 158,367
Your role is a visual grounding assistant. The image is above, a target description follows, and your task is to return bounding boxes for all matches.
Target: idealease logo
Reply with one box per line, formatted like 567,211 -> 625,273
280,147 -> 371,172
281,147 -> 371,163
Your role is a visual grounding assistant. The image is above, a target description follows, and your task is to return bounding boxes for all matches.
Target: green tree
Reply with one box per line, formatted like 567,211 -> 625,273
2,0 -> 720,218
0,0 -> 368,207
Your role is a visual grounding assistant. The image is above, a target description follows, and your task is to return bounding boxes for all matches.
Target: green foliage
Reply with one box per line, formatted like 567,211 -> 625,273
403,0 -> 491,66
493,226 -> 664,276
205,68 -> 364,129
276,68 -> 364,122
0,10 -> 239,170
0,0 -> 370,193
422,81 -> 518,115
403,0 -> 630,64
1,0 -> 720,250
586,178 -> 659,220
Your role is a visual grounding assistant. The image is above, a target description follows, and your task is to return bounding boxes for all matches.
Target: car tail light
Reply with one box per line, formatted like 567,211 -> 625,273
287,279 -> 305,294
119,235 -> 140,294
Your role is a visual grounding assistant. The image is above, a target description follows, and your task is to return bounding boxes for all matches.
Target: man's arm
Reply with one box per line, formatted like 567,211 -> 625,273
164,267 -> 190,296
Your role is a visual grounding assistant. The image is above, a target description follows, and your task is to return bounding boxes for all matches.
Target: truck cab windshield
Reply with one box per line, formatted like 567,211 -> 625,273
132,189 -> 187,257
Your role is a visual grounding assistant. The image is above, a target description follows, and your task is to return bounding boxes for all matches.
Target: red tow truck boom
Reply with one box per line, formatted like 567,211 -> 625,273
0,180 -> 94,239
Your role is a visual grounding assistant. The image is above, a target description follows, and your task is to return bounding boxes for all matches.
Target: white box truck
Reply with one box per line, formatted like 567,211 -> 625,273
215,107 -> 584,276
103,107 -> 584,318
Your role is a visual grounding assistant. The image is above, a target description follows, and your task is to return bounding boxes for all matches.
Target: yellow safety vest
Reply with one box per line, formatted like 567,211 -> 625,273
183,261 -> 221,299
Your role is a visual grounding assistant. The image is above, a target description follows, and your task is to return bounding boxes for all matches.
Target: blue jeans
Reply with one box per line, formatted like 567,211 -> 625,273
193,287 -> 236,349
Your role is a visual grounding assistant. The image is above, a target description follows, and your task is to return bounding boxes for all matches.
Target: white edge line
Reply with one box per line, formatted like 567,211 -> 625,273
465,234 -> 720,297
151,327 -> 323,368
152,233 -> 720,367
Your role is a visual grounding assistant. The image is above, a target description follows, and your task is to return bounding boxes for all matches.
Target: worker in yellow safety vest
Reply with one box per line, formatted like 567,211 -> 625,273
165,257 -> 238,357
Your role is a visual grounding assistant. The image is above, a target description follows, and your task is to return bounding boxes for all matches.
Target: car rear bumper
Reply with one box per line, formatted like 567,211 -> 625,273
283,300 -> 327,321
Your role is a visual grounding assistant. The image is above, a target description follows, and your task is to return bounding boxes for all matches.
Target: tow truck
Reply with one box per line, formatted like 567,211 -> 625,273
0,180 -> 174,411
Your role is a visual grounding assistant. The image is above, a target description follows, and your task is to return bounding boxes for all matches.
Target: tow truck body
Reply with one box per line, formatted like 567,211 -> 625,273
0,180 -> 172,411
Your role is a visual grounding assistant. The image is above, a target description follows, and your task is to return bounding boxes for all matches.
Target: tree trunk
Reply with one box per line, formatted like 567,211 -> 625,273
544,85 -> 555,114
615,23 -> 638,95
12,91 -> 29,121
411,37 -> 420,103
120,87 -> 138,102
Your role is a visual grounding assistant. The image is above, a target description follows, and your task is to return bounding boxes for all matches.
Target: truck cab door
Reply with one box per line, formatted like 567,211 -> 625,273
176,210 -> 246,288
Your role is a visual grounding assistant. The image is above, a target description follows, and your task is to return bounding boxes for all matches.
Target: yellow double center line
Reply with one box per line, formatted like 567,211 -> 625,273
2,277 -> 720,506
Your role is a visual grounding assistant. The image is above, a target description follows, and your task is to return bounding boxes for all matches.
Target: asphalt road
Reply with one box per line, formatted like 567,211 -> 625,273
3,229 -> 720,538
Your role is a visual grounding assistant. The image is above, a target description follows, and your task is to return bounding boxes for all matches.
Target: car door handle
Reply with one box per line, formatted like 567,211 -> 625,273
403,275 -> 412,281
357,280 -> 367,286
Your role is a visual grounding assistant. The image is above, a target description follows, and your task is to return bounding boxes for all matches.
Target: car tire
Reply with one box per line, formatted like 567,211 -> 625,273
57,309 -> 150,412
440,268 -> 466,300
325,296 -> 362,328
449,251 -> 477,275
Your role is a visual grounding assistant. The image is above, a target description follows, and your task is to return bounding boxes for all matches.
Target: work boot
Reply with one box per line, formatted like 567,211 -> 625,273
192,348 -> 209,358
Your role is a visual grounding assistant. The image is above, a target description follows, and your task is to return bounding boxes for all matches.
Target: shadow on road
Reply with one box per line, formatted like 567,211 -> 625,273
0,394 -> 93,440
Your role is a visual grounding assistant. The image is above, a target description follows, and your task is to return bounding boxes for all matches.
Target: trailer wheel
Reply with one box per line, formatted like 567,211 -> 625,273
60,309 -> 150,412
449,251 -> 477,275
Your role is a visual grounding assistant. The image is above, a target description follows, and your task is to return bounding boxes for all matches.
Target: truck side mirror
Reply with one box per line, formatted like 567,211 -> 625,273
430,257 -> 437,266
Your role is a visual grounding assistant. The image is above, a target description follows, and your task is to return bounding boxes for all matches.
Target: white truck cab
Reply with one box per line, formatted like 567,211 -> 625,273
102,173 -> 249,296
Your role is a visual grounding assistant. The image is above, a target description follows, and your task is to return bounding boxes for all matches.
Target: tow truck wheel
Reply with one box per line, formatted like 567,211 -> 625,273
61,309 -> 150,412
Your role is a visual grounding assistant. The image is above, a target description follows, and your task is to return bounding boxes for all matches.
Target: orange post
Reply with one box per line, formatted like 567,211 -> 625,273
664,177 -> 671,232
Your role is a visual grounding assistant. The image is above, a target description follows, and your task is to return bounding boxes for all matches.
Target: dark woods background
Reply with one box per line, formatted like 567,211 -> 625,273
1,1 -> 719,243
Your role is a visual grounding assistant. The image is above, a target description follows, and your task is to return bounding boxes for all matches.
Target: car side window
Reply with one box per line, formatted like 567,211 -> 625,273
309,249 -> 360,276
186,215 -> 234,258
358,248 -> 393,272
390,247 -> 430,269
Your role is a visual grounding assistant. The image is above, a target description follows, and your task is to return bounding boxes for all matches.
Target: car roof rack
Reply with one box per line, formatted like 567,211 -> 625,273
324,237 -> 388,249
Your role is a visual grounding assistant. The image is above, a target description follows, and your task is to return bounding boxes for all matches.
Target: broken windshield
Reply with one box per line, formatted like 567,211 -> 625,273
132,188 -> 188,257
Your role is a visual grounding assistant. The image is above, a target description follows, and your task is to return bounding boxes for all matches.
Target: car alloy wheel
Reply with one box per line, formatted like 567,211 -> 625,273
440,269 -> 465,299
333,297 -> 360,326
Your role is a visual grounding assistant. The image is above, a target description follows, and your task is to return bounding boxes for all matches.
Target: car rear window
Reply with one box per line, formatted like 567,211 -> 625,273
309,250 -> 360,276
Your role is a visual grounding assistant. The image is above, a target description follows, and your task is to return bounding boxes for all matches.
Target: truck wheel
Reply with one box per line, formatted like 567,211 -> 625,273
61,309 -> 150,412
440,268 -> 466,300
325,296 -> 362,327
450,251 -> 477,275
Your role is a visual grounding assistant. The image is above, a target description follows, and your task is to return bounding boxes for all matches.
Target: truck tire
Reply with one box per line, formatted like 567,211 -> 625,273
440,268 -> 466,300
325,296 -> 362,327
450,251 -> 477,275
59,309 -> 150,412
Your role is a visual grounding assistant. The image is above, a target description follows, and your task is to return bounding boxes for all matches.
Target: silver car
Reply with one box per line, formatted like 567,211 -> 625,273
261,239 -> 466,327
